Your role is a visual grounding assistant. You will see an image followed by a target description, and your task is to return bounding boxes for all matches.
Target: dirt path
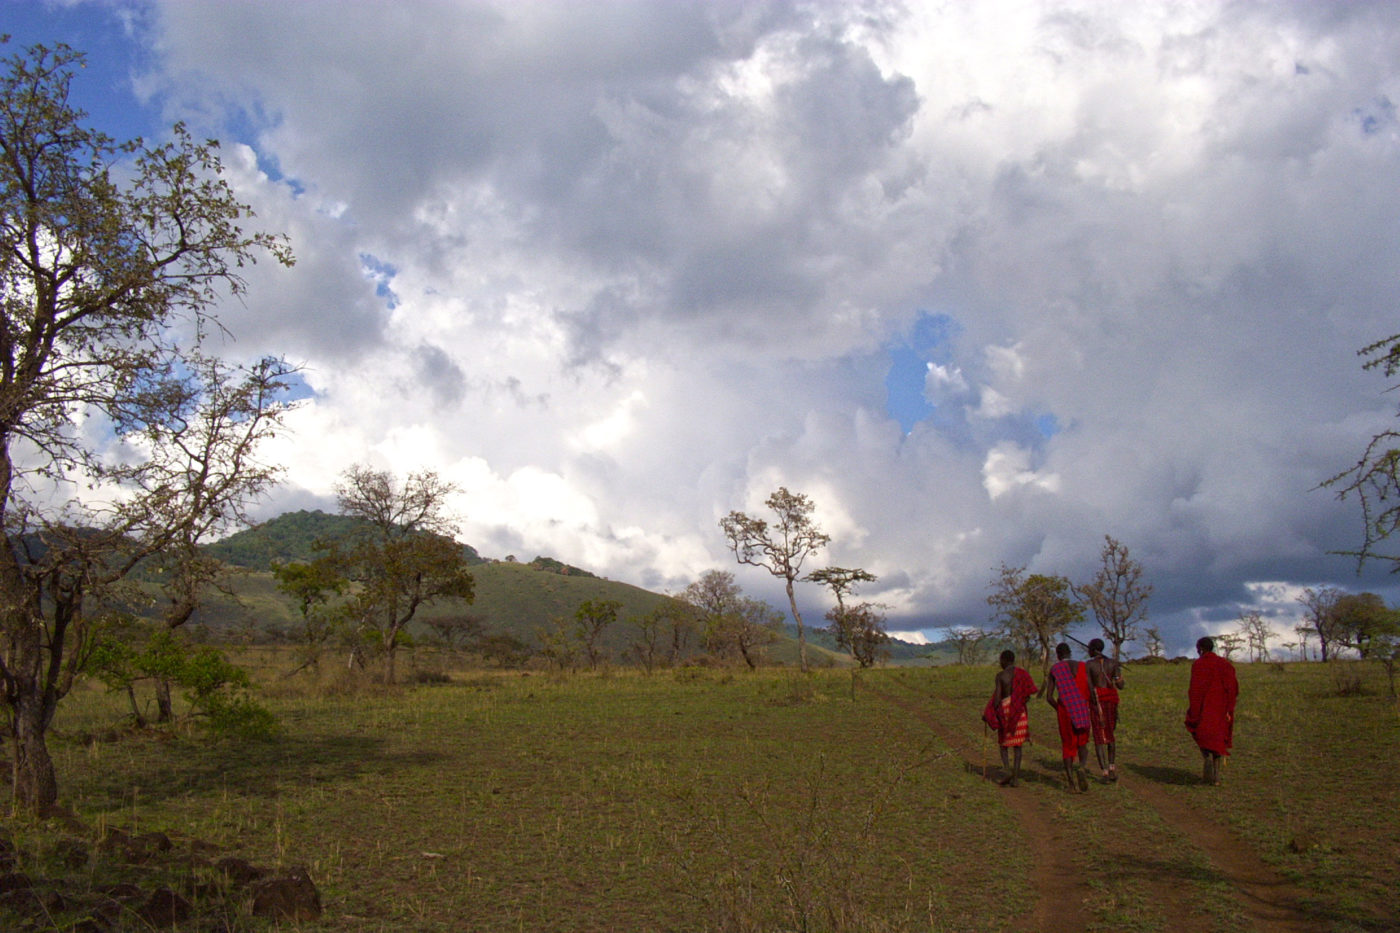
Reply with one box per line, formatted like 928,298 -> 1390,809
1119,766 -> 1322,932
863,682 -> 1091,932
867,679 -> 1328,932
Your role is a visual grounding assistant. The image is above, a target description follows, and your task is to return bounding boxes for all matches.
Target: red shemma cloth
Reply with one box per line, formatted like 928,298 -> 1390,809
1050,660 -> 1092,759
1186,651 -> 1238,756
982,667 -> 1037,746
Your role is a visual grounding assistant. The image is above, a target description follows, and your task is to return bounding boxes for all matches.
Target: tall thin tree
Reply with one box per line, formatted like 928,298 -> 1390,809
720,487 -> 830,672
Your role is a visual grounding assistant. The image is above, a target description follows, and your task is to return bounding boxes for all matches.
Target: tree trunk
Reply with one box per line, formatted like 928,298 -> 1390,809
154,677 -> 174,723
11,692 -> 59,813
786,579 -> 809,672
384,640 -> 398,684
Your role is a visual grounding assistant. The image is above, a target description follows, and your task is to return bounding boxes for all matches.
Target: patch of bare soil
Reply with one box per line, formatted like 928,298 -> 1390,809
863,683 -> 1092,932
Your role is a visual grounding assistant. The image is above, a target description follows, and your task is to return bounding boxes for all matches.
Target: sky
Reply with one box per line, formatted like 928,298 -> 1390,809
7,0 -> 1400,655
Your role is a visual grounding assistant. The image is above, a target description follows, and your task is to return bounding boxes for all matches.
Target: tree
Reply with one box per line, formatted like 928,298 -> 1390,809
628,600 -> 695,673
1331,591 -> 1392,658
705,596 -> 783,669
1324,334 -> 1400,569
720,487 -> 830,672
272,558 -> 347,671
324,466 -> 476,683
828,602 -> 890,669
424,612 -> 486,652
0,42 -> 294,811
1075,536 -> 1152,661
986,564 -> 1083,671
1294,625 -> 1315,661
948,626 -> 991,665
807,566 -> 887,668
1144,626 -> 1165,659
678,570 -> 779,669
574,598 -> 620,670
1216,632 -> 1245,661
1296,586 -> 1347,662
1239,611 -> 1274,663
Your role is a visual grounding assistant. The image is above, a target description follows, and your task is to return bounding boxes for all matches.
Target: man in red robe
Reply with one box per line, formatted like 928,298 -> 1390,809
983,649 -> 1038,786
1185,636 -> 1238,785
1045,642 -> 1097,792
1086,637 -> 1125,782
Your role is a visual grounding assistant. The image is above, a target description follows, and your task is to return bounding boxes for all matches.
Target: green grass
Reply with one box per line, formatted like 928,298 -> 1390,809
7,656 -> 1398,931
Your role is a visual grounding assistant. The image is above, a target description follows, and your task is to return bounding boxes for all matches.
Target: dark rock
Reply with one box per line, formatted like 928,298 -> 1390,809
215,856 -> 265,885
0,871 -> 33,894
52,836 -> 90,869
250,865 -> 322,921
137,886 -> 191,926
101,881 -> 145,902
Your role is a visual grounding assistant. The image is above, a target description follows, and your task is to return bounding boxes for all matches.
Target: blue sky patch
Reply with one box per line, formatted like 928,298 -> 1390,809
884,312 -> 960,434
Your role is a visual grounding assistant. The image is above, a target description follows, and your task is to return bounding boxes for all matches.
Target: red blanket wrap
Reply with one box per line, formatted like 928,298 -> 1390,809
982,668 -> 1037,748
1091,687 -> 1118,745
1050,660 -> 1091,759
1185,651 -> 1238,756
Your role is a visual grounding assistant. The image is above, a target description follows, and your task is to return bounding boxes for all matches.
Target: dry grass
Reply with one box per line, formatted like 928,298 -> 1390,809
7,653 -> 1397,931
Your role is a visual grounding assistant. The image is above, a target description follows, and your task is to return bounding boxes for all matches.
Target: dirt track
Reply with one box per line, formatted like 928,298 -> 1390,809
864,680 -> 1323,932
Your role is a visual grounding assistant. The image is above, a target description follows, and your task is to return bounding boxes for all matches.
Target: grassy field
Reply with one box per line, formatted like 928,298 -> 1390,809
4,654 -> 1398,931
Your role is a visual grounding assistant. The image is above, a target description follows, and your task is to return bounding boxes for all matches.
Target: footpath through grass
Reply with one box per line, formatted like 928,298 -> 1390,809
8,656 -> 1400,931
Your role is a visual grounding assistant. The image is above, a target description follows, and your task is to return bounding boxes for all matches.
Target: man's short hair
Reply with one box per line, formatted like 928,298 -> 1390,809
1197,636 -> 1215,653
1000,649 -> 1015,666
1056,642 -> 1072,659
1088,637 -> 1105,654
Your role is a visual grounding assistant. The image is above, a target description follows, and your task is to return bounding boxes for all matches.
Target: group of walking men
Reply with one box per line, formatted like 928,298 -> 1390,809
982,636 -> 1239,791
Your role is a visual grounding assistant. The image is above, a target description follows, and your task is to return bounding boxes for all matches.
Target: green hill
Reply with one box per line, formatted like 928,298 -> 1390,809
206,509 -> 486,568
194,509 -> 932,667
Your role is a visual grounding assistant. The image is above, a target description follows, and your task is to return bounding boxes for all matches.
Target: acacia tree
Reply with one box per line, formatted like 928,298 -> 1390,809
987,564 -> 1083,671
575,598 -> 620,670
1144,626 -> 1165,659
1216,632 -> 1245,661
720,487 -> 830,672
807,566 -> 888,669
1330,591 -> 1392,659
272,558 -> 347,671
1297,586 -> 1346,662
1075,535 -> 1151,661
948,626 -> 991,665
0,42 -> 297,811
1239,611 -> 1274,663
1325,334 -> 1400,568
679,570 -> 780,669
325,466 -> 475,684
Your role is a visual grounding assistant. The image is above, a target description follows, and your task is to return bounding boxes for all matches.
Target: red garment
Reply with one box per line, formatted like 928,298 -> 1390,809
999,697 -> 1029,747
1091,692 -> 1118,745
1053,661 -> 1091,759
983,667 -> 1038,739
1185,651 -> 1238,756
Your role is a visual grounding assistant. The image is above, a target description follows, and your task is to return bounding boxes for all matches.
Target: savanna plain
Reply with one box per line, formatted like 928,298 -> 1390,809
5,656 -> 1398,932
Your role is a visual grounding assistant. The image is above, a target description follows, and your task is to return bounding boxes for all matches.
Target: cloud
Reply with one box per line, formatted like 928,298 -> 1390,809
39,0 -> 1400,655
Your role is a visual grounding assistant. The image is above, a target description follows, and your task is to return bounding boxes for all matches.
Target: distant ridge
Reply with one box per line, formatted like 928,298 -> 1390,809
206,509 -> 485,569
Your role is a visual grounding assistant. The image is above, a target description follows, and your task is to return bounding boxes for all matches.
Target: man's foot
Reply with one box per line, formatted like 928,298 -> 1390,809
1075,766 -> 1089,792
1211,757 -> 1223,785
1108,768 -> 1118,783
999,775 -> 1019,787
1202,757 -> 1215,785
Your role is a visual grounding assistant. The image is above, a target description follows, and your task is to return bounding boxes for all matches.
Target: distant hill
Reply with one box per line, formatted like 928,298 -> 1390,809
195,509 -> 939,668
196,510 -> 675,656
206,510 -> 485,568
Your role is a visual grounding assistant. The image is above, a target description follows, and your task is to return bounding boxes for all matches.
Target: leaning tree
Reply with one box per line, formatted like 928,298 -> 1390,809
0,42 -> 295,811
